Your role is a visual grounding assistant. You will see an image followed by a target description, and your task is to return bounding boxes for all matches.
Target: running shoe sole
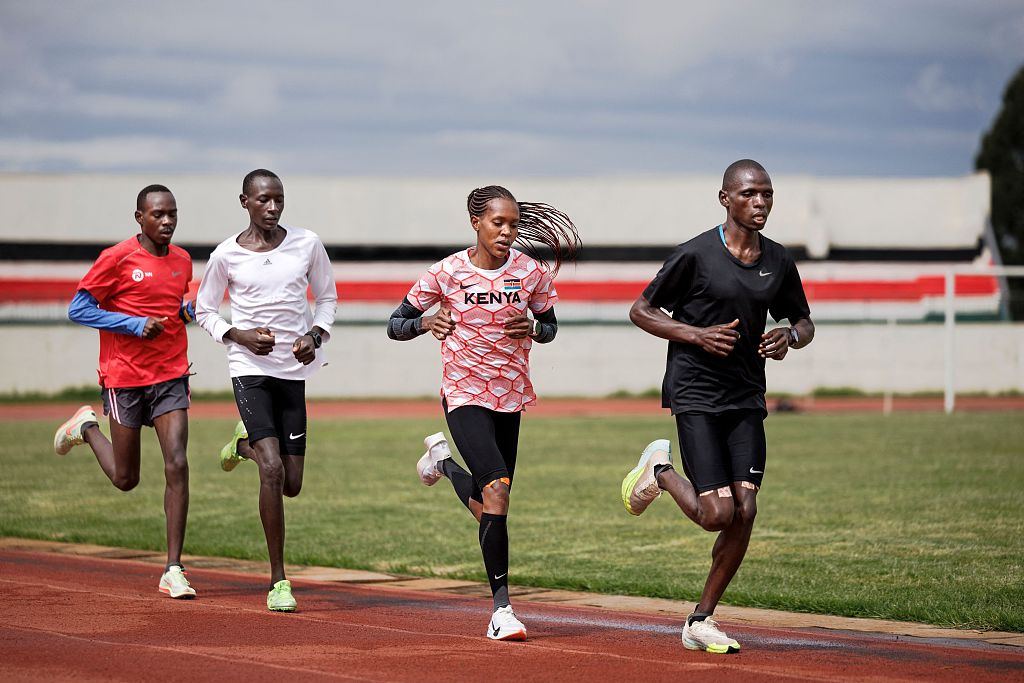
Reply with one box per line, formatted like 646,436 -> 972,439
682,636 -> 740,654
158,585 -> 197,599
488,629 -> 527,641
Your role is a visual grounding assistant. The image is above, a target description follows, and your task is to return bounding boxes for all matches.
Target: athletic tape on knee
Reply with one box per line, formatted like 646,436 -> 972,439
485,477 -> 511,489
738,481 -> 758,490
699,486 -> 733,498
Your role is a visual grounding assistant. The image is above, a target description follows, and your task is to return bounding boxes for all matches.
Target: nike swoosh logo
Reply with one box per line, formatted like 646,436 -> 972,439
493,572 -> 507,580
459,283 -> 472,289
759,270 -> 772,277
492,624 -> 500,636
289,432 -> 305,440
749,467 -> 763,474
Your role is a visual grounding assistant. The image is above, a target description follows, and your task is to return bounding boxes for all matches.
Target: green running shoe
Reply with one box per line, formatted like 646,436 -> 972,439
220,420 -> 248,472
267,579 -> 297,612
621,439 -> 671,516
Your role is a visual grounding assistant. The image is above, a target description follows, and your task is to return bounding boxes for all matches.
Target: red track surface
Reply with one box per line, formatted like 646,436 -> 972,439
3,548 -> 1021,682
2,396 -> 1023,423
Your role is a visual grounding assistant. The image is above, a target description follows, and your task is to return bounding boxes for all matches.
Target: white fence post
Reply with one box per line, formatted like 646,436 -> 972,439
942,265 -> 1024,414
944,269 -> 956,415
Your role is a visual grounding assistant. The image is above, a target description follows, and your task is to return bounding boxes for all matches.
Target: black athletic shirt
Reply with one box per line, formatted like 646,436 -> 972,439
642,226 -> 811,416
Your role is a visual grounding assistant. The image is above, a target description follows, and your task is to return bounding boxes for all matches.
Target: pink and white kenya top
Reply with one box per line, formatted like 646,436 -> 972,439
406,248 -> 558,413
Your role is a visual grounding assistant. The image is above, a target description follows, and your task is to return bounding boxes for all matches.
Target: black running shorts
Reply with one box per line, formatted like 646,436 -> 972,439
674,409 -> 766,493
442,399 -> 521,489
102,376 -> 190,429
232,375 -> 307,456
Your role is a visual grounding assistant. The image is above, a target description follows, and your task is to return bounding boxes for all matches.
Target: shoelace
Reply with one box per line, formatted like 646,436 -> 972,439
694,618 -> 727,637
170,570 -> 191,585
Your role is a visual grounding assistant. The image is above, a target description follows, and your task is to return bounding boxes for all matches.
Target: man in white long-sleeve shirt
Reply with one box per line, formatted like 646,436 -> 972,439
195,168 -> 337,612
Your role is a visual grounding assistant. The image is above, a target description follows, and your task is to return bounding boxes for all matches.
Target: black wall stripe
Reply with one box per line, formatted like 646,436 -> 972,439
0,240 -> 984,264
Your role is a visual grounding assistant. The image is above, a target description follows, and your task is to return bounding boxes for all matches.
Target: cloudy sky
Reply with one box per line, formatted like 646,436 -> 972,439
1,1 -> 1022,177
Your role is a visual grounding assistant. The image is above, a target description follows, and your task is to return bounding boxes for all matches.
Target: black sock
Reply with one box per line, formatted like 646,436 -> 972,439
82,421 -> 99,434
440,459 -> 482,509
653,463 -> 673,478
687,612 -> 711,626
165,562 -> 183,572
479,513 -> 510,610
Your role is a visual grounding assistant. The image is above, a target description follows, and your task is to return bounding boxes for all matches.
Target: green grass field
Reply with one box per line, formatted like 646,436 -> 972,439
2,411 -> 1022,631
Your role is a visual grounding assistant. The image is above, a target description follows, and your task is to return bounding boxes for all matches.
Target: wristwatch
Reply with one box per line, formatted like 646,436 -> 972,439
529,318 -> 541,338
305,329 -> 323,349
788,327 -> 799,346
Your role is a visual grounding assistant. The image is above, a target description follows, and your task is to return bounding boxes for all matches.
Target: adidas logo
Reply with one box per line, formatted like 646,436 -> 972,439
262,258 -> 272,266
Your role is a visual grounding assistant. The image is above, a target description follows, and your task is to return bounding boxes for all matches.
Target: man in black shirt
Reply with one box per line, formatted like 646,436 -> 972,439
621,159 -> 814,654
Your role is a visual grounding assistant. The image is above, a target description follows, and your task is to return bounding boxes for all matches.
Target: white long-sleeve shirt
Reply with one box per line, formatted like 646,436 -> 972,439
196,225 -> 337,380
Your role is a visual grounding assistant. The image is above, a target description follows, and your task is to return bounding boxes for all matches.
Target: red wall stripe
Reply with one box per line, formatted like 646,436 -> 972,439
0,275 -> 999,304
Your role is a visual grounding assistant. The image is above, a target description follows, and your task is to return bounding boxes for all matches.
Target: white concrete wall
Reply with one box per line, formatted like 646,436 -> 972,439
0,172 -> 989,255
4,323 -> 1022,397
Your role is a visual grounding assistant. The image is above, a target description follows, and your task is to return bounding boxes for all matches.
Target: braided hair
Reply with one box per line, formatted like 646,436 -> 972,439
467,185 -> 581,275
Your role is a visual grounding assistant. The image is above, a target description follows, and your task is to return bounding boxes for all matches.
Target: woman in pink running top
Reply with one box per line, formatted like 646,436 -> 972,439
387,185 -> 580,641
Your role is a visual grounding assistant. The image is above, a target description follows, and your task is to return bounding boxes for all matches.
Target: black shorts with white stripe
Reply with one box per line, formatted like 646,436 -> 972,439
102,376 -> 190,429
232,375 -> 307,456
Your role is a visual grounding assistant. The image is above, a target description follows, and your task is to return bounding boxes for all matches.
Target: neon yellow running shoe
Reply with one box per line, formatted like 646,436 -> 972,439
54,405 -> 97,456
621,438 -> 671,516
220,420 -> 248,472
682,616 -> 741,654
267,579 -> 297,612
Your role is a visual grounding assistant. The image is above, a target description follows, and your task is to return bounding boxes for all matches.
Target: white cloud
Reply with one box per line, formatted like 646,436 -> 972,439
907,64 -> 986,112
0,1 -> 1021,176
214,72 -> 282,116
0,136 -> 266,172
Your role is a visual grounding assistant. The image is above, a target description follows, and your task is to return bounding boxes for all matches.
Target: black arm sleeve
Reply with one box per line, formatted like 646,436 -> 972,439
387,298 -> 427,341
533,307 -> 558,344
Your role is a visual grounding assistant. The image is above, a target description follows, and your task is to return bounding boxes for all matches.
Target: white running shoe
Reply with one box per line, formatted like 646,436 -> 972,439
417,432 -> 452,486
487,605 -> 527,641
53,405 -> 98,456
682,616 -> 740,654
621,439 -> 672,516
158,566 -> 196,599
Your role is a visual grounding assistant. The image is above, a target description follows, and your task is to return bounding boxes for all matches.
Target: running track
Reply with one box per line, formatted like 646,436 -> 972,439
3,395 -> 1024,423
3,547 -> 1022,682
